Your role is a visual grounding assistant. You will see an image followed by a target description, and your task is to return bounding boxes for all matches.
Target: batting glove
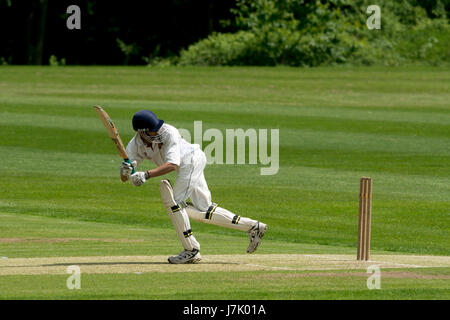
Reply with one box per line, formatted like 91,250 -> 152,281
120,160 -> 137,177
130,171 -> 147,187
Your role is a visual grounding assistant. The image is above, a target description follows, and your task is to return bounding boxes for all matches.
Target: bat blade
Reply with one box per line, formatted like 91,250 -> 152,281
93,105 -> 135,173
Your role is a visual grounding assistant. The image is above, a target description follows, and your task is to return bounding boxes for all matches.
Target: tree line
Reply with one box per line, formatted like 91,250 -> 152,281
0,0 -> 237,65
0,0 -> 448,66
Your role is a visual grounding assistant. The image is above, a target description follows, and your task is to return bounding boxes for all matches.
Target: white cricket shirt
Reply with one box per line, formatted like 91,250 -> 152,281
125,123 -> 199,170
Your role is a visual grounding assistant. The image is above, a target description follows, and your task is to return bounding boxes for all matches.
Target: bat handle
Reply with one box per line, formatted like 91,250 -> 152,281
124,158 -> 136,174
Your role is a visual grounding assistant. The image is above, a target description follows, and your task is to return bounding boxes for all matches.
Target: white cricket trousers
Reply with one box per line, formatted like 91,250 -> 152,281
173,149 -> 211,212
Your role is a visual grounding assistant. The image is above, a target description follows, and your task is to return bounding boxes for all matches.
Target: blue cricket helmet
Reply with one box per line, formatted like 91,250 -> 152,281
132,110 -> 164,132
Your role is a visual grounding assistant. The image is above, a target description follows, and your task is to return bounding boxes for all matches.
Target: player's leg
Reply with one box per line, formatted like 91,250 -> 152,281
180,150 -> 267,253
187,175 -> 258,232
186,183 -> 267,253
160,179 -> 201,264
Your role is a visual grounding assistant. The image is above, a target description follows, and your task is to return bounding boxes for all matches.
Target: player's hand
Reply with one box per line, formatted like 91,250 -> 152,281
130,171 -> 147,186
120,160 -> 137,178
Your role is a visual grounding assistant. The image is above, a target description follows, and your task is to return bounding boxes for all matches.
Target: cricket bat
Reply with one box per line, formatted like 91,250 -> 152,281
93,105 -> 135,174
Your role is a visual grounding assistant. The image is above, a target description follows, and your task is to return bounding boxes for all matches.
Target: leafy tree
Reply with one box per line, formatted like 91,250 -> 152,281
179,0 -> 449,66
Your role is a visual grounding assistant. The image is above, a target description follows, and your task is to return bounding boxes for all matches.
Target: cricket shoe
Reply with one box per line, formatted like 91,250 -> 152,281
168,249 -> 202,264
247,222 -> 267,254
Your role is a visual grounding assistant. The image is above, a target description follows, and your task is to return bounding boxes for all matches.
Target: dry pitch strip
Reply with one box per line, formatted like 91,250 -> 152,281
1,254 -> 449,276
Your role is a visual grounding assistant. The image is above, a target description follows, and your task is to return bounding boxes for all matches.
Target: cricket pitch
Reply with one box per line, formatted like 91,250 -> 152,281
1,254 -> 449,275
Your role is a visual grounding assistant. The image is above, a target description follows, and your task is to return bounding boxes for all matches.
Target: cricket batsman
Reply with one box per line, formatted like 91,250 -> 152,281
120,110 -> 267,264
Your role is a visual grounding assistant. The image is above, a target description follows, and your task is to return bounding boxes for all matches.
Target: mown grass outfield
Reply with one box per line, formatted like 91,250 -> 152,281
0,66 -> 449,300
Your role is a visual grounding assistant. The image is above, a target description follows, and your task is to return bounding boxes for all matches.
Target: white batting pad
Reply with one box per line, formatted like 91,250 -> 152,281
184,203 -> 256,232
160,180 -> 200,251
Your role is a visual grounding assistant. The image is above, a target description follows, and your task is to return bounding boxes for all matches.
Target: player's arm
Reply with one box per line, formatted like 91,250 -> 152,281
129,127 -> 180,187
129,162 -> 177,187
121,136 -> 143,183
141,126 -> 180,180
144,162 -> 178,179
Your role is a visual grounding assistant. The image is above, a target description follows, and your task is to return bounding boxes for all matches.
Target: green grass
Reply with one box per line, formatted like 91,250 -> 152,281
0,213 -> 448,300
0,212 -> 349,257
0,65 -> 449,299
1,272 -> 449,300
